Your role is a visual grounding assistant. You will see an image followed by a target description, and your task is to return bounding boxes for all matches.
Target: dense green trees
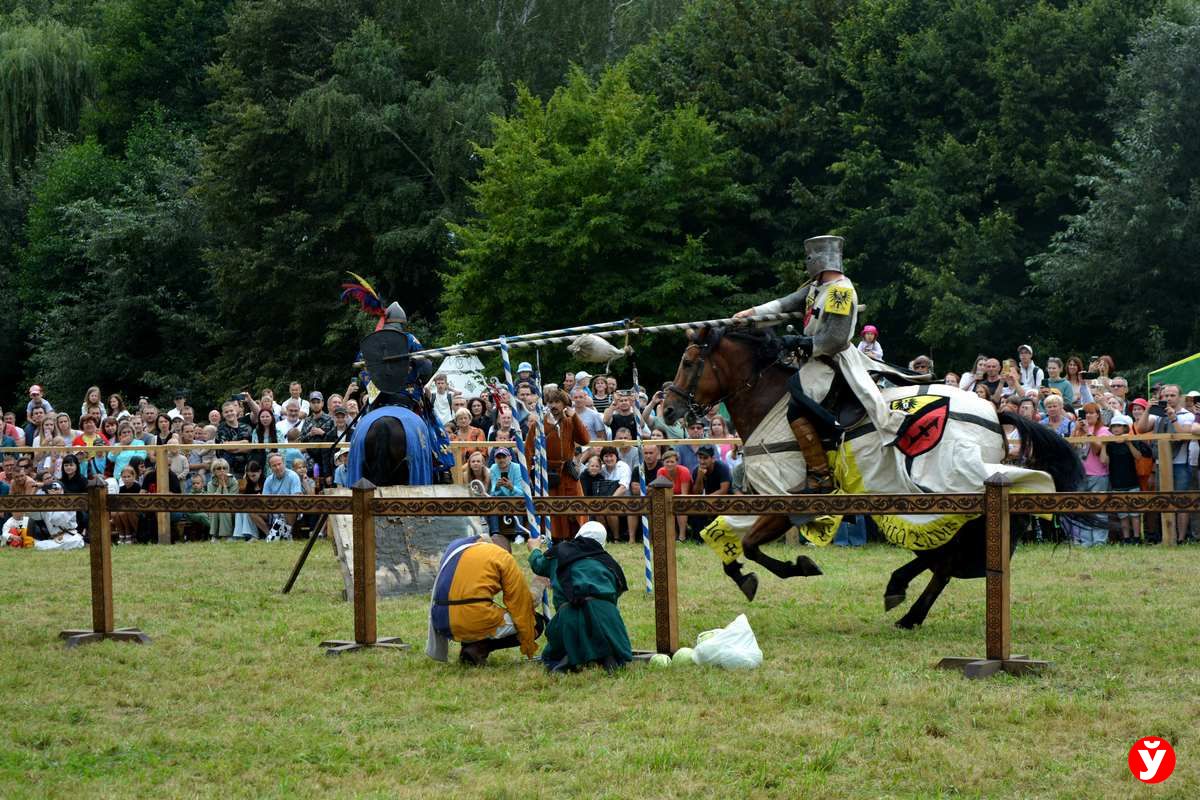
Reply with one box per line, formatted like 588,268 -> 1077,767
1,0 -> 1195,411
443,67 -> 749,374
1032,2 -> 1200,371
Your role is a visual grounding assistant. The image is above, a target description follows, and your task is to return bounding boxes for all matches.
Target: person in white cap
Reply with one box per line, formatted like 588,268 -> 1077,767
1104,413 -> 1149,544
1017,344 -> 1044,391
516,361 -> 534,382
526,521 -> 632,673
573,370 -> 593,394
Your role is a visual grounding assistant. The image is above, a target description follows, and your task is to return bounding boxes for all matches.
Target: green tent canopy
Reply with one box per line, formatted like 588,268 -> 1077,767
1148,352 -> 1200,395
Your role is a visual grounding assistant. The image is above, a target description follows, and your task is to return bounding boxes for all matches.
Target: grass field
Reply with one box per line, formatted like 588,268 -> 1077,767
2,536 -> 1198,799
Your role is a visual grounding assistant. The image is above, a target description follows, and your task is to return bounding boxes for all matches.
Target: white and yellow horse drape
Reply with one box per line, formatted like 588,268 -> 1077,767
702,349 -> 1055,563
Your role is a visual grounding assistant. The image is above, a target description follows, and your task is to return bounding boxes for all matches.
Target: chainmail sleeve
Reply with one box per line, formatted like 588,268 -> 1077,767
751,289 -> 807,316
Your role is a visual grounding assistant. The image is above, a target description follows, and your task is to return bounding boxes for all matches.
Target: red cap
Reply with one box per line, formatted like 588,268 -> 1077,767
1131,398 -> 1149,408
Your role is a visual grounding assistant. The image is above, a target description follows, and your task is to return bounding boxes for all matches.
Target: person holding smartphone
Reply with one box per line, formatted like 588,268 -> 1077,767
486,449 -> 526,548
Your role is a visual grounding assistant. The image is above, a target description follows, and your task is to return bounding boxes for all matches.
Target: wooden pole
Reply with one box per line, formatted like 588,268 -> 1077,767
937,473 -> 1047,678
155,445 -> 171,544
649,476 -> 679,655
1156,439 -> 1176,547
59,482 -> 150,647
280,514 -> 328,594
320,479 -> 406,654
984,474 -> 1012,663
353,480 -> 377,645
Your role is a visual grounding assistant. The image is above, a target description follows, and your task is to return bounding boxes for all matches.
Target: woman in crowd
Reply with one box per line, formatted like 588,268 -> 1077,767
1088,354 -> 1116,399
81,387 -> 106,421
107,393 -> 131,422
100,415 -> 120,444
943,372 -> 960,387
449,407 -> 485,461
1042,357 -> 1073,407
59,454 -> 91,537
71,414 -> 109,479
1064,356 -> 1094,407
250,407 -> 280,469
959,356 -> 988,392
111,465 -> 144,545
590,377 -> 612,414
467,397 -> 490,434
459,449 -> 490,489
233,460 -> 265,541
152,413 -> 175,447
55,412 -> 77,441
708,415 -> 734,462
206,458 -> 238,540
32,416 -> 57,448
107,422 -> 147,481
1040,394 -> 1074,436
1018,397 -> 1040,422
974,384 -> 995,405
1071,402 -> 1111,546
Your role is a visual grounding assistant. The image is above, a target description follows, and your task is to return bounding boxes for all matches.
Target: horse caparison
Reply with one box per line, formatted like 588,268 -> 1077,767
663,325 -> 1084,628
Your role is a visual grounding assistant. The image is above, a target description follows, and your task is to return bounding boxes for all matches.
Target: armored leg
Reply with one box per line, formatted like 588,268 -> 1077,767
785,373 -> 839,494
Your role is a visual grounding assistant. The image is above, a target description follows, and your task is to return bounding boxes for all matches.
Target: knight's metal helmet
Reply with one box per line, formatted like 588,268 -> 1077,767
804,235 -> 845,279
383,301 -> 407,328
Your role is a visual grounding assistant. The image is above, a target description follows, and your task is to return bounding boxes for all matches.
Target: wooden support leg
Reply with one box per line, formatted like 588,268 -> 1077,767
60,483 -> 150,647
937,474 -> 1049,678
320,479 -> 407,655
650,477 -> 679,655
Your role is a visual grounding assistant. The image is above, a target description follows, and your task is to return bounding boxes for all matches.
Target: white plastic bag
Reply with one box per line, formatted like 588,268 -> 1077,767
692,614 -> 763,669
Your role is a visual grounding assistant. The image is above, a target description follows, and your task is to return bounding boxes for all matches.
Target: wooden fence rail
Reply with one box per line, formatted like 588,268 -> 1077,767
4,482 -> 1199,675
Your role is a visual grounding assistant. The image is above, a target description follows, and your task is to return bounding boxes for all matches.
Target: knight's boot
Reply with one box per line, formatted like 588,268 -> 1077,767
788,417 -> 834,494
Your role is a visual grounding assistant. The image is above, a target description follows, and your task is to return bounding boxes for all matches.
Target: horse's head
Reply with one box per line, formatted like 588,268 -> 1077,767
662,326 -> 747,425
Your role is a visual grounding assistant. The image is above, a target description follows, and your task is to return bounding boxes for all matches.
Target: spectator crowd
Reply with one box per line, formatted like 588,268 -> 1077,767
3,333 -> 1197,549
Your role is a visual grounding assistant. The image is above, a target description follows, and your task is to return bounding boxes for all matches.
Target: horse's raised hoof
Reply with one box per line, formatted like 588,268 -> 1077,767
738,573 -> 759,602
794,555 -> 822,577
884,593 -> 906,612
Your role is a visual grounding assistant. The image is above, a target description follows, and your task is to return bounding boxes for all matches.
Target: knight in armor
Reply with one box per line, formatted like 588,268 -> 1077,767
358,302 -> 454,477
734,235 -> 858,494
360,302 -> 433,408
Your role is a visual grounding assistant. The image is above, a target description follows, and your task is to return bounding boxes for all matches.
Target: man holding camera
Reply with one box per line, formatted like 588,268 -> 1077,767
1135,384 -> 1195,540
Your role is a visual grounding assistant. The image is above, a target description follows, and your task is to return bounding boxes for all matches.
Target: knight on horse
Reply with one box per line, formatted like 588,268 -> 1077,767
349,300 -> 454,486
734,235 -> 908,495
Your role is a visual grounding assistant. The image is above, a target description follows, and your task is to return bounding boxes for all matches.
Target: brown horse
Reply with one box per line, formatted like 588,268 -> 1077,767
661,325 -> 1084,628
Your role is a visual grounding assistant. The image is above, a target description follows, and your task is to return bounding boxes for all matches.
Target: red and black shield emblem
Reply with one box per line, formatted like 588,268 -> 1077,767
891,395 -> 950,458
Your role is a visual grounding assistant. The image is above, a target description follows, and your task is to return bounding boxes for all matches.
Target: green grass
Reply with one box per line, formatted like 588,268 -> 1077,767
2,539 -> 1197,799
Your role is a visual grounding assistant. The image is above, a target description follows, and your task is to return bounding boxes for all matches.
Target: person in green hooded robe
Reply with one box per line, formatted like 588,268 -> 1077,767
527,521 -> 632,673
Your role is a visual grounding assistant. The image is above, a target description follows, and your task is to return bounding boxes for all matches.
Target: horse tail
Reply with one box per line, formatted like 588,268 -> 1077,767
998,410 -> 1083,491
369,419 -> 391,486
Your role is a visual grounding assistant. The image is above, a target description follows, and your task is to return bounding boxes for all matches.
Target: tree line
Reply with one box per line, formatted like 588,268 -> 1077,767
2,0 -> 1197,413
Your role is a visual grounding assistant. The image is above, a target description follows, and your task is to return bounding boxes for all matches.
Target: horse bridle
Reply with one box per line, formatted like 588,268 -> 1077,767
664,328 -> 762,419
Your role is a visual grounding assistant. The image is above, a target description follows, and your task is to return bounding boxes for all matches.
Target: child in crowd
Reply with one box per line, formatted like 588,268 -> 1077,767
655,448 -> 691,542
857,324 -> 883,361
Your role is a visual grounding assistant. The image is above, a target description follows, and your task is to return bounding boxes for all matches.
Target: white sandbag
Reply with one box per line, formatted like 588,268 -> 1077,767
34,533 -> 85,551
692,614 -> 763,669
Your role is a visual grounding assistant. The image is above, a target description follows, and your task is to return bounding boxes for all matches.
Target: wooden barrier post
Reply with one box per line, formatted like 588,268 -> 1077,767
155,445 -> 172,544
1156,440 -> 1176,546
59,483 -> 150,647
320,479 -> 407,655
937,474 -> 1048,678
649,477 -> 679,655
